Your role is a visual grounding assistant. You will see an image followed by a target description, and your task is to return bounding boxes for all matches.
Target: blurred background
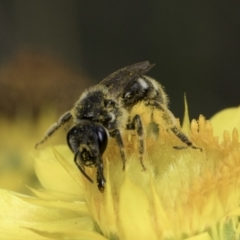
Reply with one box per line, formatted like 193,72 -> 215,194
0,0 -> 239,193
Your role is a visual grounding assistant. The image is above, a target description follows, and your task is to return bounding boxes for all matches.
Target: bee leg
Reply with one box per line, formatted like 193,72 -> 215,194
96,161 -> 106,192
110,129 -> 126,170
171,126 -> 202,151
74,151 -> 94,183
35,111 -> 72,148
127,115 -> 146,170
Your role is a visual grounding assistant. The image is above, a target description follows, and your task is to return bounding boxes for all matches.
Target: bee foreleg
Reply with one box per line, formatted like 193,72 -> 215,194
96,161 -> 106,192
110,129 -> 126,170
35,111 -> 72,148
171,126 -> 202,151
127,115 -> 146,170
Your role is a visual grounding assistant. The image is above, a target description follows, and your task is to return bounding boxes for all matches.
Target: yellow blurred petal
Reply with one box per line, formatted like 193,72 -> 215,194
33,145 -> 83,196
0,221 -> 53,240
0,189 -> 99,240
14,192 -> 89,216
0,189 -> 77,221
0,189 -> 70,239
26,186 -> 82,201
1,217 -> 102,240
184,232 -> 212,240
25,218 -> 97,237
210,106 -> 240,140
29,227 -> 108,240
51,145 -> 84,188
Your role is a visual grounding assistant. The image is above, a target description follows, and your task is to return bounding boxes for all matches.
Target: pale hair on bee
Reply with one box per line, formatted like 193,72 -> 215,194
36,61 -> 201,192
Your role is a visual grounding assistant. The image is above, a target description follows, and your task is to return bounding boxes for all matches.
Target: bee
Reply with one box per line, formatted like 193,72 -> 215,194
35,61 -> 201,192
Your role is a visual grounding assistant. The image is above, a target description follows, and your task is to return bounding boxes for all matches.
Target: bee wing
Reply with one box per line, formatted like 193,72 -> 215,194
99,61 -> 155,96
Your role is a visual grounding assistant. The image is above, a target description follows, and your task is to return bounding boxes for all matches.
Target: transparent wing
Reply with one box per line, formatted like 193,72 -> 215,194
99,61 -> 155,97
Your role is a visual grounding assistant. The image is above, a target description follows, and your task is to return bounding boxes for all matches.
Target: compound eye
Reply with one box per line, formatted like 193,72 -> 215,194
67,126 -> 79,140
96,126 -> 108,154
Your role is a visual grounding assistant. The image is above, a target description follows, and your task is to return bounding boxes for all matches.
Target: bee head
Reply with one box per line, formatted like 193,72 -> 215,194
67,121 -> 108,166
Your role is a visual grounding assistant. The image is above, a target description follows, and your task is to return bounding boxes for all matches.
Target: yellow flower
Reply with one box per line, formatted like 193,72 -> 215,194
1,105 -> 240,240
210,106 -> 240,142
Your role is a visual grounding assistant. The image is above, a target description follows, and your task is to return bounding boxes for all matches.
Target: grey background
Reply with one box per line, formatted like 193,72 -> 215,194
0,0 -> 239,121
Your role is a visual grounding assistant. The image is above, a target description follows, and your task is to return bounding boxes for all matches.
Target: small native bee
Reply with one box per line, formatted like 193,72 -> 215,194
36,61 -> 201,192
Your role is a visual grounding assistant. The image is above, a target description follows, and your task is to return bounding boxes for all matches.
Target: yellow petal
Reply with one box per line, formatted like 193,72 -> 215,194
210,106 -> 240,140
0,221 -> 52,240
14,192 -> 89,216
184,232 -> 212,240
33,145 -> 83,196
182,93 -> 191,134
26,185 -> 81,201
83,115 -> 240,239
51,145 -> 84,188
29,227 -> 108,240
0,189 -> 101,239
118,174 -> 159,240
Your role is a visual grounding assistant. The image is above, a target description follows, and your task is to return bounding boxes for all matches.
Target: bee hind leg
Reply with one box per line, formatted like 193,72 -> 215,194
171,126 -> 202,151
127,115 -> 146,170
110,129 -> 126,170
